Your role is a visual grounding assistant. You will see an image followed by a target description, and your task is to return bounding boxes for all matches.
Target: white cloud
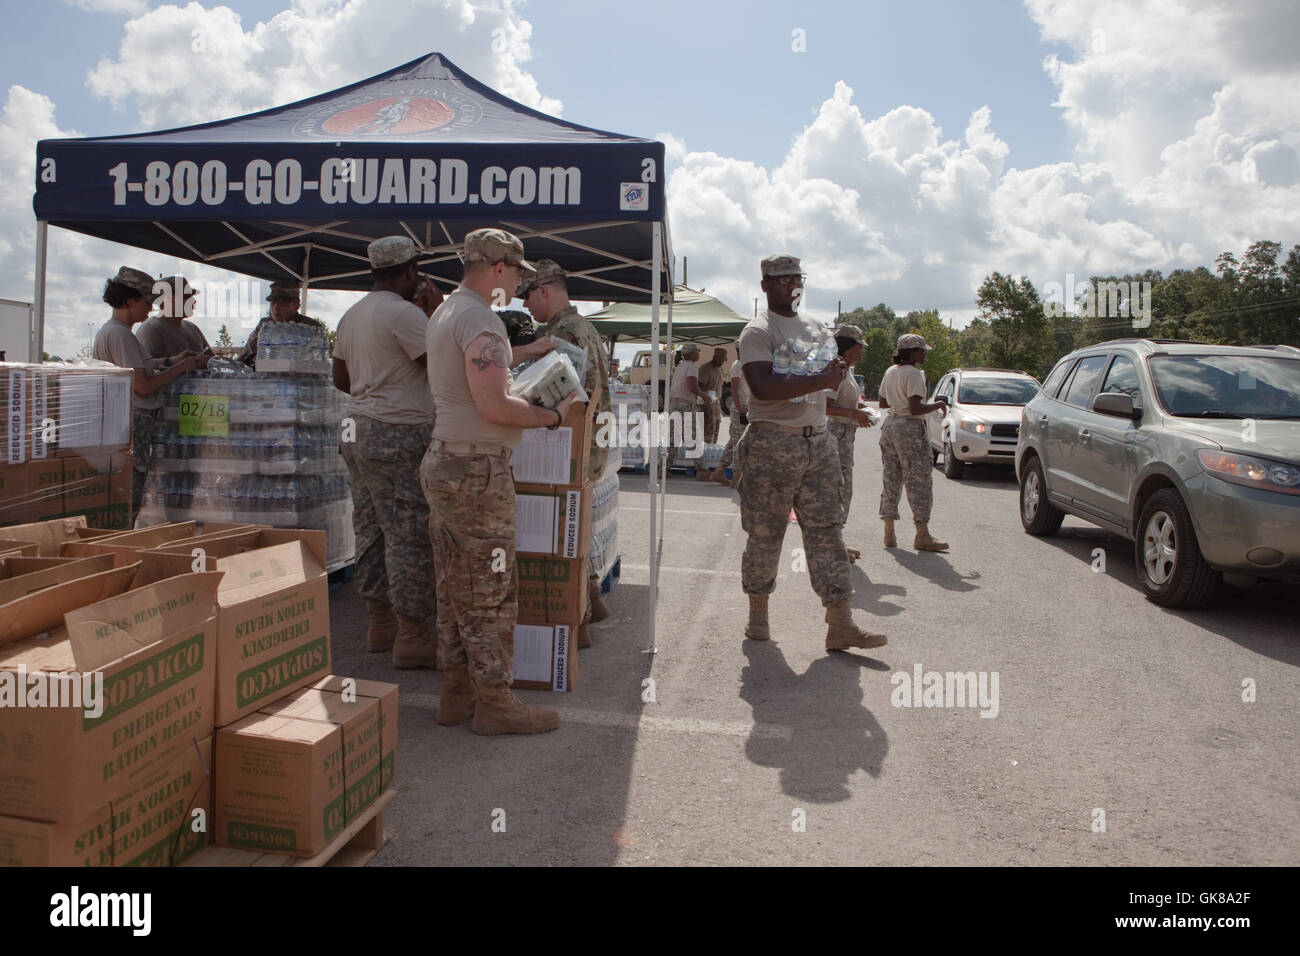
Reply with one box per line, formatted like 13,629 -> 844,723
665,1 -> 1300,325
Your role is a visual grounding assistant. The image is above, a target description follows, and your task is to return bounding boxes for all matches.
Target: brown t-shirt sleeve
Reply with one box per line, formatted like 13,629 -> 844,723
738,324 -> 774,367
452,307 -> 512,361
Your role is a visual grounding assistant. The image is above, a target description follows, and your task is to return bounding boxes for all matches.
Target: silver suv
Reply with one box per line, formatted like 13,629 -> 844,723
926,368 -> 1041,478
1016,339 -> 1300,608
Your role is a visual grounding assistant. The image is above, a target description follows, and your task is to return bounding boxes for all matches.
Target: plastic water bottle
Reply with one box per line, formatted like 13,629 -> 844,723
773,341 -> 792,374
815,332 -> 837,372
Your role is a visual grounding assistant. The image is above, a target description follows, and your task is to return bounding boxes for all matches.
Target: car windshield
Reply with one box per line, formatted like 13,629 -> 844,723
957,378 -> 1040,405
1149,355 -> 1300,418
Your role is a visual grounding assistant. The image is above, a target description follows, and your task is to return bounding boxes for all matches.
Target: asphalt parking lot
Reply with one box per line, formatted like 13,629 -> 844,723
329,414 -> 1299,866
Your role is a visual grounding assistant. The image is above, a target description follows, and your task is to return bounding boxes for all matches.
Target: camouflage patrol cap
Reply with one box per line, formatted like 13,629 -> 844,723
266,279 -> 303,303
159,276 -> 199,299
516,259 -> 566,298
367,235 -> 419,270
897,333 -> 932,352
463,228 -> 536,276
834,324 -> 864,345
760,254 -> 803,277
110,266 -> 156,298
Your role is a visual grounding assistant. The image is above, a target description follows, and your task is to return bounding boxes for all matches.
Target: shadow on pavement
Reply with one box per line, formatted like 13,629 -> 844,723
1033,524 -> 1300,667
740,641 -> 889,804
847,561 -> 907,617
885,546 -> 982,592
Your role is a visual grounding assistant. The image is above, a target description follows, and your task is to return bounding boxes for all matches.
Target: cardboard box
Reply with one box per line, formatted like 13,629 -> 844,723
302,676 -> 398,792
60,521 -> 201,563
510,622 -> 578,692
0,554 -> 118,605
513,483 -> 591,627
508,400 -> 597,489
259,684 -> 386,817
1,364 -> 132,466
0,736 -> 212,867
0,516 -> 91,556
0,561 -> 139,650
0,571 -> 220,822
0,456 -> 131,530
0,459 -> 66,523
0,541 -> 40,558
214,704 -> 380,858
152,530 -> 330,727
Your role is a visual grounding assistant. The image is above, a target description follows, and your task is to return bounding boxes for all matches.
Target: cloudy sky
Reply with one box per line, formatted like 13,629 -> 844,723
2,0 -> 1297,359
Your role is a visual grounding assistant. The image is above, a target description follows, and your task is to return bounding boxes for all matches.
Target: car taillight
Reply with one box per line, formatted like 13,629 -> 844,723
1196,449 -> 1300,495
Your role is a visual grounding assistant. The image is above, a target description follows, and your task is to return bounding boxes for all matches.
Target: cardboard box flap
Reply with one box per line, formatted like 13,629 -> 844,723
84,522 -> 198,548
215,540 -> 324,606
0,562 -> 139,651
0,540 -> 40,557
133,550 -> 219,588
0,516 -> 88,556
155,528 -> 328,569
63,570 -> 222,671
0,553 -> 118,605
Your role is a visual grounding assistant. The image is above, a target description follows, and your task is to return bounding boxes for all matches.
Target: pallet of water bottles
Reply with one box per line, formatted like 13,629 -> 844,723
159,372 -> 347,426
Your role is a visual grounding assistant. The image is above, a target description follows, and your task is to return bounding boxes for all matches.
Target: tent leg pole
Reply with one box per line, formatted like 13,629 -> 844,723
32,221 -> 47,362
645,222 -> 662,656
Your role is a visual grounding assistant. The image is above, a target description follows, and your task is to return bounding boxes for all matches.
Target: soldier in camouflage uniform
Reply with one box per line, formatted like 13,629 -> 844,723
877,333 -> 950,551
737,255 -> 887,652
519,260 -> 612,647
333,236 -> 443,667
423,228 -> 577,736
696,348 -> 727,446
823,325 -> 875,562
238,280 -> 329,369
667,344 -> 707,468
93,266 -> 199,527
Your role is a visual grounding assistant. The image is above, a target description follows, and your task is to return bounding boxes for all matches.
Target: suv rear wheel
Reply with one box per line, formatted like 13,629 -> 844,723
1019,455 -> 1064,535
1135,489 -> 1220,608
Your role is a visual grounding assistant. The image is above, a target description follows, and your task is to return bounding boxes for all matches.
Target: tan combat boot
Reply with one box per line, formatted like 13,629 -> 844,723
709,466 -> 729,485
883,519 -> 897,548
589,582 -> 610,623
825,598 -> 887,651
392,615 -> 437,669
363,600 -> 397,653
577,622 -> 592,648
436,668 -> 476,726
914,522 -> 949,552
846,546 -> 861,563
744,593 -> 771,641
471,680 -> 559,736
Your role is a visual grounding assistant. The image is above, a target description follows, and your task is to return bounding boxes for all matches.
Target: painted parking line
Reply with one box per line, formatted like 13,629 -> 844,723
400,693 -> 791,739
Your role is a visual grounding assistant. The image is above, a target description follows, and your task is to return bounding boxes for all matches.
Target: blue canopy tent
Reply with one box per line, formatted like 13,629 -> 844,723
32,52 -> 676,651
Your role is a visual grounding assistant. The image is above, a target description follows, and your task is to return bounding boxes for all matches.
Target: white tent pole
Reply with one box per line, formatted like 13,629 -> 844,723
301,244 -> 312,315
659,278 -> 673,551
32,221 -> 48,362
645,222 -> 662,655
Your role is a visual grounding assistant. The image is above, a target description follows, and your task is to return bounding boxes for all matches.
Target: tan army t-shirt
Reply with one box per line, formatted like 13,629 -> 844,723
669,359 -> 698,402
728,358 -> 749,410
831,368 -> 861,409
427,287 -> 521,449
334,290 -> 434,425
737,310 -> 827,429
879,363 -> 928,418
94,319 -> 162,410
135,316 -> 209,360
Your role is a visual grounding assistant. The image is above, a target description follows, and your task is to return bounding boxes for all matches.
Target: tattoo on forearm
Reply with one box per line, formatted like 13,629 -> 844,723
471,341 -> 508,371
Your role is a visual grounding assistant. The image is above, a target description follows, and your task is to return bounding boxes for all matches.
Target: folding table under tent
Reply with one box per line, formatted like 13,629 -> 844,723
32,51 -> 676,652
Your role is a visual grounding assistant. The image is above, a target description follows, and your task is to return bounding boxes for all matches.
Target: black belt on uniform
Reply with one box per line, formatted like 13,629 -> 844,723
751,421 -> 827,437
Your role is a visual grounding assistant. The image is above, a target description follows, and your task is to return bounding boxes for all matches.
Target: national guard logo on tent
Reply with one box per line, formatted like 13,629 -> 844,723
294,88 -> 483,138
619,182 -> 649,211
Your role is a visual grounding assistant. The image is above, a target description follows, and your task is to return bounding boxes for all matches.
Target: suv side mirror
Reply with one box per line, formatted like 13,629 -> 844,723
1093,391 -> 1141,420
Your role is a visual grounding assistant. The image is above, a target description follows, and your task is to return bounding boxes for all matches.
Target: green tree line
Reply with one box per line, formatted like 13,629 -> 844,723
839,239 -> 1300,395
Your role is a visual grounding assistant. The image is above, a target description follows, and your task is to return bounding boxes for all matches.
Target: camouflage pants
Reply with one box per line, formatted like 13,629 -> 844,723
668,398 -> 696,466
878,416 -> 933,523
721,415 -> 746,471
421,449 -> 517,686
827,418 -> 856,526
702,400 -> 721,444
131,407 -> 160,526
341,415 -> 435,620
737,425 -> 851,606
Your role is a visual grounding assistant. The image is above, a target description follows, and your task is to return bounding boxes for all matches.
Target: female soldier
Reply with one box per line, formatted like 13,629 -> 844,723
824,325 -> 875,561
877,333 -> 950,551
93,266 -> 198,525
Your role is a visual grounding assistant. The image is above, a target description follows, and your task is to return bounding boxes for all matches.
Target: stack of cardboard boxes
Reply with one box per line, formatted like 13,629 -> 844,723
0,363 -> 134,530
507,401 -> 601,693
0,518 -> 398,865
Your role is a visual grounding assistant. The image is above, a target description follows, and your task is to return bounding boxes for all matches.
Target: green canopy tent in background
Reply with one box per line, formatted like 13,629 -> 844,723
588,284 -> 749,347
